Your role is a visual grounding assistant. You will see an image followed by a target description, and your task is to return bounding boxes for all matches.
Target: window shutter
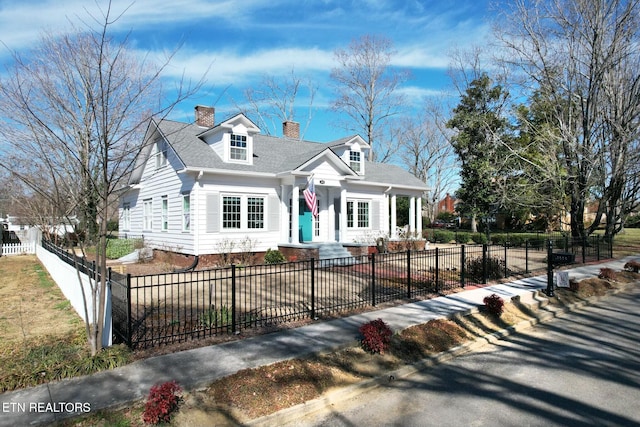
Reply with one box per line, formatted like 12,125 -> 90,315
206,193 -> 219,232
268,195 -> 280,231
371,200 -> 380,230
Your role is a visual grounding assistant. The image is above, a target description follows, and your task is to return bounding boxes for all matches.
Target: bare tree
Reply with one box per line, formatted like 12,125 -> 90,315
235,68 -> 316,139
495,0 -> 640,238
396,101 -> 458,222
330,34 -> 410,162
0,2 -> 201,354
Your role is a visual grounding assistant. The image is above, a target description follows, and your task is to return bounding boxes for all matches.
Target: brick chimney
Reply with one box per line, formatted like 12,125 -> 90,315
195,105 -> 215,128
283,121 -> 300,139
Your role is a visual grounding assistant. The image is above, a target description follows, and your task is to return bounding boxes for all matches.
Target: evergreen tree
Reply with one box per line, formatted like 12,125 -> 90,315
447,74 -> 509,232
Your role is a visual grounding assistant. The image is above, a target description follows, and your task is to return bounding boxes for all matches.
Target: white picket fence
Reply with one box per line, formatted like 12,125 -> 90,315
1,242 -> 37,256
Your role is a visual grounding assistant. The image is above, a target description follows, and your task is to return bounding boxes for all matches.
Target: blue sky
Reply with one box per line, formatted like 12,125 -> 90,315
0,0 -> 495,143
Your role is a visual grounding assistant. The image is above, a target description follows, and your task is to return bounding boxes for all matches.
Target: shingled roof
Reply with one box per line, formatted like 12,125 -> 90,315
151,118 -> 427,190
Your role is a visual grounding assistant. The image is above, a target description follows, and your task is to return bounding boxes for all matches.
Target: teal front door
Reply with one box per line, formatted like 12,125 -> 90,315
299,199 -> 313,242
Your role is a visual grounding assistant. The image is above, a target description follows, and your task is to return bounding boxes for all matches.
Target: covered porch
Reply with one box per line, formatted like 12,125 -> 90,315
279,180 -> 424,246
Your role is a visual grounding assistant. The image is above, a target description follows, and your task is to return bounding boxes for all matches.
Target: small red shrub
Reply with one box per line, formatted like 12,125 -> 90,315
624,260 -> 640,273
142,381 -> 182,425
569,279 -> 580,292
598,268 -> 616,280
359,318 -> 393,354
483,293 -> 505,317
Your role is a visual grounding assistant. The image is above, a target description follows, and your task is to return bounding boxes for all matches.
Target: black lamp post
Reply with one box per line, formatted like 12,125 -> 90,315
546,239 -> 555,297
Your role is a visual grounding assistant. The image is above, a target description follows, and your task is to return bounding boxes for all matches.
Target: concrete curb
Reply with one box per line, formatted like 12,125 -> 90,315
247,281 -> 632,427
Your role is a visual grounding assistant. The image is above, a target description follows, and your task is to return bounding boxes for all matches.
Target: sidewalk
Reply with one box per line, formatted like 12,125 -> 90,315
0,256 -> 635,426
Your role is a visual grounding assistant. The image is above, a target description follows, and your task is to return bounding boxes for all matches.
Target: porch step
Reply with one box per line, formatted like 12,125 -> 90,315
317,243 -> 356,266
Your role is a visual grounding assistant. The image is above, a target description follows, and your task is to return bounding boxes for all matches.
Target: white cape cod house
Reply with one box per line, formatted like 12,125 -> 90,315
119,106 -> 427,261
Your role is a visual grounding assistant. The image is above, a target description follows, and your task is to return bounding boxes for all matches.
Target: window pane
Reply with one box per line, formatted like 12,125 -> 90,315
347,201 -> 354,228
123,203 -> 130,230
155,141 -> 167,169
230,134 -> 247,160
247,197 -> 264,229
358,201 -> 369,228
350,151 -> 361,172
161,197 -> 168,231
223,196 -> 241,229
182,195 -> 190,231
143,200 -> 153,230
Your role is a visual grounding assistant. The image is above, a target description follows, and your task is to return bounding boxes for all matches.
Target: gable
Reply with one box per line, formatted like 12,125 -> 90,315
294,148 -> 358,181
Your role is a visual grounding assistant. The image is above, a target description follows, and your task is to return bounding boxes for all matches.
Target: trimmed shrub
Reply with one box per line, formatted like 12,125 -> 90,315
359,319 -> 393,354
528,237 -> 546,249
455,232 -> 472,244
264,248 -> 286,264
432,230 -> 455,243
142,381 -> 182,425
483,293 -> 505,317
465,256 -> 507,282
624,260 -> 640,273
491,234 -> 508,246
470,233 -> 488,244
598,268 -> 616,280
508,234 -> 526,247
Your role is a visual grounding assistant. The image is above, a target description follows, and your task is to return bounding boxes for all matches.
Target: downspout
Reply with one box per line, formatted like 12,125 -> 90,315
173,255 -> 199,273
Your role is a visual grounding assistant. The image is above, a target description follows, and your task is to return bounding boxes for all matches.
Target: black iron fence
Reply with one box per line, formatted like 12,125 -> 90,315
40,235 -> 612,350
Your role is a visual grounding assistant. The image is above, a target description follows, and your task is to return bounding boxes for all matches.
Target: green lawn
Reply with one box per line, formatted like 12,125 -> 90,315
605,228 -> 640,257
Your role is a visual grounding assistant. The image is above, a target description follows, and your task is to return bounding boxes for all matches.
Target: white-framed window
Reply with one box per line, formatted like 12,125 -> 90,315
155,140 -> 167,169
222,194 -> 266,230
230,134 -> 247,161
182,194 -> 191,231
222,196 -> 241,229
161,196 -> 168,231
143,199 -> 153,231
247,197 -> 264,229
349,150 -> 362,173
347,200 -> 370,229
122,203 -> 131,231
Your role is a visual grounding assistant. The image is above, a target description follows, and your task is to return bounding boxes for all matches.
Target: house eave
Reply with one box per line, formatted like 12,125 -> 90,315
178,167 -> 276,178
348,179 -> 428,193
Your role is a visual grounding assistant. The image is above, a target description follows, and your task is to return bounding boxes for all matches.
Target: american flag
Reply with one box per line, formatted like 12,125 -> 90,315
303,177 -> 318,217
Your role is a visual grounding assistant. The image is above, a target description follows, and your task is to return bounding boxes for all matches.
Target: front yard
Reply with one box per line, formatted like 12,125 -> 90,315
1,228 -> 639,425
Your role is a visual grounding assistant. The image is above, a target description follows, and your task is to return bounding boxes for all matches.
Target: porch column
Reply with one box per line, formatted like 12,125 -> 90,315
383,193 -> 390,236
291,184 -> 300,244
328,189 -> 336,242
280,185 -> 288,243
416,196 -> 423,237
390,194 -> 397,238
409,196 -> 416,235
339,188 -> 347,242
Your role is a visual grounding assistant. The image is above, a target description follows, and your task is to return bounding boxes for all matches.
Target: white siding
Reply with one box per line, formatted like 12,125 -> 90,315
121,141 -> 197,254
193,174 -> 281,254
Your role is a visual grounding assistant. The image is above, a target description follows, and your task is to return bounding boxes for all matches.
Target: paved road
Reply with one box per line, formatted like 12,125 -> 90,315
288,285 -> 640,427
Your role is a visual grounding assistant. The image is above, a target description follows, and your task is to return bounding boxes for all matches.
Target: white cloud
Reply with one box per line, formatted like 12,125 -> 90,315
0,0 -> 276,54
159,46 -> 335,86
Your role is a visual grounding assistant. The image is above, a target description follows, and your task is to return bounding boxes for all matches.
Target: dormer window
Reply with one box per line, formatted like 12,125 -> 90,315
349,150 -> 362,173
230,133 -> 247,161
